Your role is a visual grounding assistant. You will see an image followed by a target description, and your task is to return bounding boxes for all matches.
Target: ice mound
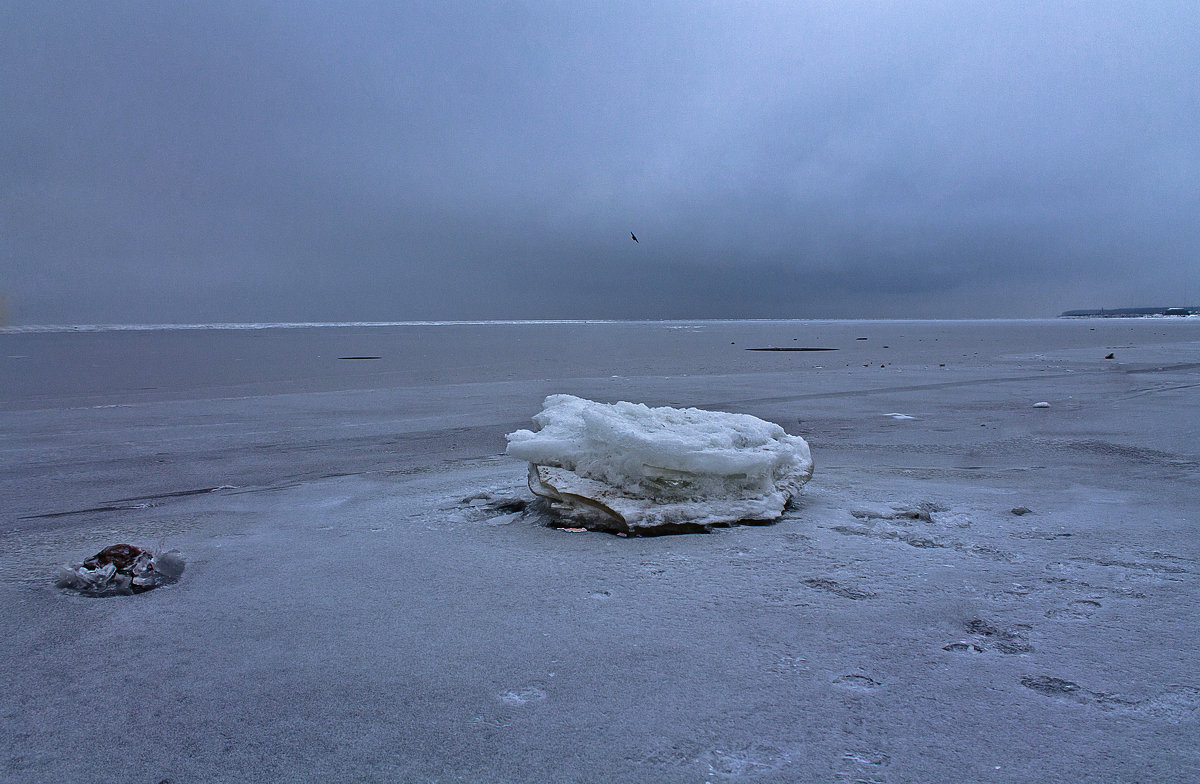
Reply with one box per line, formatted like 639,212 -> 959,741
506,395 -> 813,533
56,543 -> 185,596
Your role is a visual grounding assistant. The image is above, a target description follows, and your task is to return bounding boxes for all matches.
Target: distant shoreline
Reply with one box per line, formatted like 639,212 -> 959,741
0,316 -> 1174,334
4,314 -> 1199,333
1060,306 -> 1197,318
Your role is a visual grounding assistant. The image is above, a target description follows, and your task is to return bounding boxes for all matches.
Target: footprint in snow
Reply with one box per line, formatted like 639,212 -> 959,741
833,674 -> 881,691
1045,599 -> 1101,619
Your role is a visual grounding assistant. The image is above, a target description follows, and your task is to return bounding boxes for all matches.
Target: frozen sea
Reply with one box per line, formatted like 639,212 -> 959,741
2,319 -> 1198,782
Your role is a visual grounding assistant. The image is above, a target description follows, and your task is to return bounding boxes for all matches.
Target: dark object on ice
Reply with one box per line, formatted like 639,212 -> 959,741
630,232 -> 638,243
1105,353 -> 1114,359
1011,506 -> 1033,516
57,544 -> 185,596
745,347 -> 838,352
338,356 -> 381,360
83,544 -> 145,572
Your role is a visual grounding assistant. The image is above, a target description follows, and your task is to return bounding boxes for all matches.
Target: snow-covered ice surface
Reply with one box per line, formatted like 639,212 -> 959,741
507,395 -> 812,531
2,319 -> 1199,782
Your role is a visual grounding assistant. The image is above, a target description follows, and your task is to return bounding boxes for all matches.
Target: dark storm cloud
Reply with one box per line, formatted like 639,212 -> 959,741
2,1 -> 1197,323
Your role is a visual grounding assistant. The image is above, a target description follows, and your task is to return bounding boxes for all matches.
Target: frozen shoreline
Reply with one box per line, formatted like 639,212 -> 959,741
2,320 -> 1198,781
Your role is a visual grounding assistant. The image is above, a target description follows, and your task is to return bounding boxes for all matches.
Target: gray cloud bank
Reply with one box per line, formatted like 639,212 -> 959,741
2,1 -> 1197,324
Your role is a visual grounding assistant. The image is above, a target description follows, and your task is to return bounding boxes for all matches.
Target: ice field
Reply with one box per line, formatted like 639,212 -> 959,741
2,319 -> 1198,782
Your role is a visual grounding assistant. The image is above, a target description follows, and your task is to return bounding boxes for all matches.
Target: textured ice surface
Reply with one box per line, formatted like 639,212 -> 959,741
4,320 -> 1200,783
506,394 -> 813,531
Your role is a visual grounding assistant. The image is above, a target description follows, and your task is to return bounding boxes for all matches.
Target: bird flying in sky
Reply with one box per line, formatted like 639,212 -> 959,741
631,232 -> 638,243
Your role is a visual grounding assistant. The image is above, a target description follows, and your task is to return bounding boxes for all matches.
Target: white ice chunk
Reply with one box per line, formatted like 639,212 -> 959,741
506,395 -> 813,532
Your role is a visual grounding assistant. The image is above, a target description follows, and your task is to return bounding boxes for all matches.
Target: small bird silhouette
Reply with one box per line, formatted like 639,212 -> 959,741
631,232 -> 638,243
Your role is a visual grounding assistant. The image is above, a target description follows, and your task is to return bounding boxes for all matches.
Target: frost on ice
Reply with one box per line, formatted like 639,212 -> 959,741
505,395 -> 813,533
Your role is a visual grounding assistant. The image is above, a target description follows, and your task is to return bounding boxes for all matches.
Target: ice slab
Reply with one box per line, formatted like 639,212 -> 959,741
506,395 -> 813,533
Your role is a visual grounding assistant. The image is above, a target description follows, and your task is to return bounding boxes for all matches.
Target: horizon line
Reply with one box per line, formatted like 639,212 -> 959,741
0,316 -> 1116,334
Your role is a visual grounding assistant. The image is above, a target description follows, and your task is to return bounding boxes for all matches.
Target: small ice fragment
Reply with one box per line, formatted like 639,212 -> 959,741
498,686 -> 547,705
151,549 -> 186,579
884,413 -> 916,420
1033,401 -> 1051,408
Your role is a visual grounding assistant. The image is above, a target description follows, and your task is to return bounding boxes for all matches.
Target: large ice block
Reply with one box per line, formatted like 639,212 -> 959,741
506,395 -> 813,533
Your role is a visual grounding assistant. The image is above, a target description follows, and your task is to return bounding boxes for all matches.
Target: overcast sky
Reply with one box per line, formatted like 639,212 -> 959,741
2,2 -> 1197,324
